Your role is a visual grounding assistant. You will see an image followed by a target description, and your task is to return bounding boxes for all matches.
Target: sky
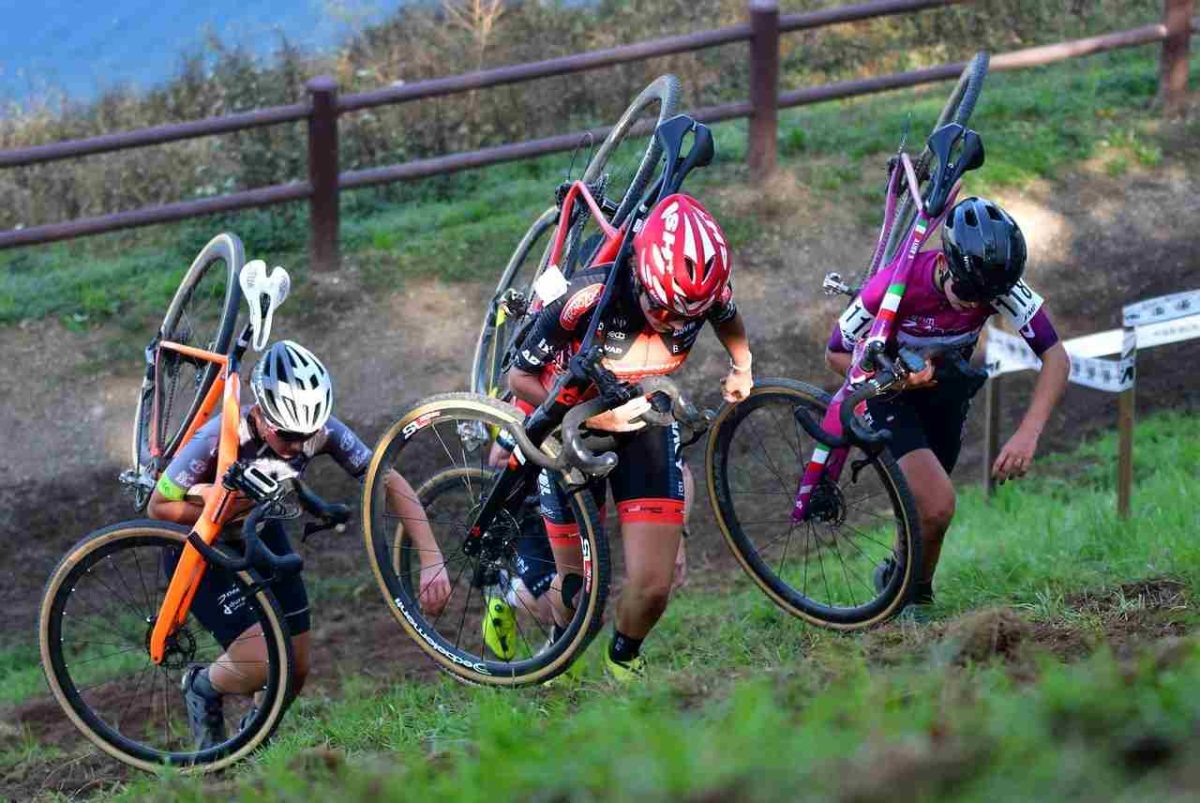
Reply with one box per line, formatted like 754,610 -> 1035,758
0,0 -> 400,107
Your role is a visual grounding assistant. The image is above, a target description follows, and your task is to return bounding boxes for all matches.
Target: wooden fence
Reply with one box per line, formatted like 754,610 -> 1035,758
0,0 -> 1194,270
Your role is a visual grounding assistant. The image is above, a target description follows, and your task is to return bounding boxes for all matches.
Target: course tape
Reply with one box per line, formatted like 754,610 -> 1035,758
1122,289 -> 1200,327
985,289 -> 1199,393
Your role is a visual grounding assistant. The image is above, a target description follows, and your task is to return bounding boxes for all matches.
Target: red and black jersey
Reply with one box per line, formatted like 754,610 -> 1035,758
512,264 -> 737,386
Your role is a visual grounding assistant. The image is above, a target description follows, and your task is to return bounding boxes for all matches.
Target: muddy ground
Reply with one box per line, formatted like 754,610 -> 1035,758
1,134 -> 1198,799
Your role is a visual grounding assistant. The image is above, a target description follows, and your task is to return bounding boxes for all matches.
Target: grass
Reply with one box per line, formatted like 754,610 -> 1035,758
2,47 -> 1194,333
2,411 -> 1190,800
0,642 -> 44,707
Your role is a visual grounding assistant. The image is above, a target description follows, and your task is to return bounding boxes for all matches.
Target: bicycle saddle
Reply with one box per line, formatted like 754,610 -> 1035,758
239,260 -> 292,351
924,123 -> 985,218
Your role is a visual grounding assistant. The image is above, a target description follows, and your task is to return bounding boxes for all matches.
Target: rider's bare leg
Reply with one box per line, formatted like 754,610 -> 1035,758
615,521 -> 683,639
209,628 -> 311,696
897,448 -> 956,584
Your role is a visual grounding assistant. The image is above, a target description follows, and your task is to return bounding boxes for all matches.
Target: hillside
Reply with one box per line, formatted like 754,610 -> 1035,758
2,413 -> 1198,800
0,31 -> 1198,803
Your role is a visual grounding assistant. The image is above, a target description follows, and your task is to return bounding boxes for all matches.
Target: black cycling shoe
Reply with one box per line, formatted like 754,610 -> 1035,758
236,701 -> 261,735
182,665 -> 227,750
873,557 -> 897,594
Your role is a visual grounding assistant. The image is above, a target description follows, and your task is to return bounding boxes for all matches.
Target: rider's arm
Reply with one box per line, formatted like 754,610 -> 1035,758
823,266 -> 892,377
146,416 -> 222,525
320,415 -> 452,614
508,368 -> 550,407
712,309 -> 752,368
507,279 -> 601,407
993,306 -> 1070,482
825,344 -> 853,376
147,481 -> 205,524
709,288 -> 753,402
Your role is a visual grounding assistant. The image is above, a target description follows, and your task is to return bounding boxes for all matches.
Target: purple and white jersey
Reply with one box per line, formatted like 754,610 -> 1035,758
158,405 -> 372,499
827,250 -> 1060,358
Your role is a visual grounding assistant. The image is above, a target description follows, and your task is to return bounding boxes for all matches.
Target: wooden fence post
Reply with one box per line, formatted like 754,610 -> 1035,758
307,76 -> 340,272
982,376 -> 1001,499
748,0 -> 780,181
1116,326 -> 1137,519
1160,0 -> 1195,115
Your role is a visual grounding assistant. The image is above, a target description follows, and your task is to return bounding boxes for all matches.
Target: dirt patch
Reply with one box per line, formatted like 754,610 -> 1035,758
939,607 -> 1030,667
833,734 -> 984,803
0,690 -> 130,800
1032,577 -> 1195,661
2,117 -> 1199,792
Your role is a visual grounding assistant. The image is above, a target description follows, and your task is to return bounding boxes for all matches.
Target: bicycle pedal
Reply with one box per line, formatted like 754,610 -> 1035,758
822,273 -> 853,297
118,469 -> 155,491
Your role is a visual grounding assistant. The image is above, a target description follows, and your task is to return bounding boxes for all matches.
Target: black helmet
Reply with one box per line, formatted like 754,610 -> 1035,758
941,197 -> 1027,302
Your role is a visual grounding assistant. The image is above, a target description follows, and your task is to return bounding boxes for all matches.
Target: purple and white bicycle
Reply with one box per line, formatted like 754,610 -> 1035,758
704,53 -> 989,629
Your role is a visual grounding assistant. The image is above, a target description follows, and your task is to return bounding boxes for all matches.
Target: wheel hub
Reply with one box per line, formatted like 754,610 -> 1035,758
144,617 -> 198,670
462,505 -> 521,586
807,480 -> 846,526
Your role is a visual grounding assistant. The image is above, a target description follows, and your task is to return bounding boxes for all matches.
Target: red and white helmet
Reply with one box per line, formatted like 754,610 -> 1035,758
633,193 -> 731,317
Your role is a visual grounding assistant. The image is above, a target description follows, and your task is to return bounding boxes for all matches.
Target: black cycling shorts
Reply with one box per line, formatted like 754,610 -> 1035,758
539,422 -> 685,541
865,387 -> 971,473
163,519 -> 310,650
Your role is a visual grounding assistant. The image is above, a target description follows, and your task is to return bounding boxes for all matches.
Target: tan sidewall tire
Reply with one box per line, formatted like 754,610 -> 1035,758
704,379 -> 919,631
362,393 -> 608,686
39,521 -> 293,773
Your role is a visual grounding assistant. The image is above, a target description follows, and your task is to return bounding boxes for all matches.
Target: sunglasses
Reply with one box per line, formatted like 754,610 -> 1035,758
262,418 -> 311,443
639,290 -> 688,328
938,264 -> 987,304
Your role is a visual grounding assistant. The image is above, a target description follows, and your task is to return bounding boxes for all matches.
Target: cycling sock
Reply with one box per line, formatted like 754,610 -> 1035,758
192,666 -> 222,700
609,630 -> 643,663
914,581 -> 935,605
550,623 -> 567,642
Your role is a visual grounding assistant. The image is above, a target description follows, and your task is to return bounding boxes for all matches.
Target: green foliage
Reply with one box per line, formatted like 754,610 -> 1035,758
0,1 -> 1164,231
0,642 -> 43,706
6,414 -> 1197,801
3,47 -> 1178,329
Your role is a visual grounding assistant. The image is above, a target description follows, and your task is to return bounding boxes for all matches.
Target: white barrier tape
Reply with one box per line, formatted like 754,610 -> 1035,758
986,324 -> 1140,392
1020,313 -> 1200,361
1137,313 -> 1200,350
1123,289 -> 1200,327
984,327 -> 1042,376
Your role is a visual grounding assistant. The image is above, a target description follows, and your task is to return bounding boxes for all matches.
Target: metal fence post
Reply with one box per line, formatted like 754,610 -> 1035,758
1160,0 -> 1195,115
748,0 -> 780,181
307,77 -> 340,272
982,376 -> 1001,499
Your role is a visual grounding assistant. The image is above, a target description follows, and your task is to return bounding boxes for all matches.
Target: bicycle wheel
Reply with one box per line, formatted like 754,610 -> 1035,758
705,379 -> 921,629
559,74 -> 681,272
129,233 -> 244,506
878,52 -> 989,270
471,206 -> 558,397
362,393 -> 610,687
39,521 -> 294,772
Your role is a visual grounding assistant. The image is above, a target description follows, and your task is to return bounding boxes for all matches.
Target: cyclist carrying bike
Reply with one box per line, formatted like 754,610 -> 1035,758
147,340 -> 451,747
825,197 -> 1070,618
507,193 -> 754,680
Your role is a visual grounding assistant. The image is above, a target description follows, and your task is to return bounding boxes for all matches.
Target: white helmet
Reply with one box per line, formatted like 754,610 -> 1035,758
250,340 -> 333,435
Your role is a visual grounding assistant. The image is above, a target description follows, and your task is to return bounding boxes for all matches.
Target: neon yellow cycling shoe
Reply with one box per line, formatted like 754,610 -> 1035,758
483,595 -> 517,660
604,652 -> 646,684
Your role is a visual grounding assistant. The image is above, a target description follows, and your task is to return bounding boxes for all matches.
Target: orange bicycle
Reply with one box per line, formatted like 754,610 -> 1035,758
39,234 -> 341,771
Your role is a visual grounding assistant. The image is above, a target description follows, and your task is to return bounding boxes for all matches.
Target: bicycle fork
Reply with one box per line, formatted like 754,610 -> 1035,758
790,389 -> 855,523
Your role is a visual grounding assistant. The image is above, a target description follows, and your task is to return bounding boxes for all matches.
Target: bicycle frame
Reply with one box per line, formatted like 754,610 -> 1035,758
146,340 -> 248,664
791,154 -> 962,523
452,114 -> 715,579
459,179 -> 630,565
